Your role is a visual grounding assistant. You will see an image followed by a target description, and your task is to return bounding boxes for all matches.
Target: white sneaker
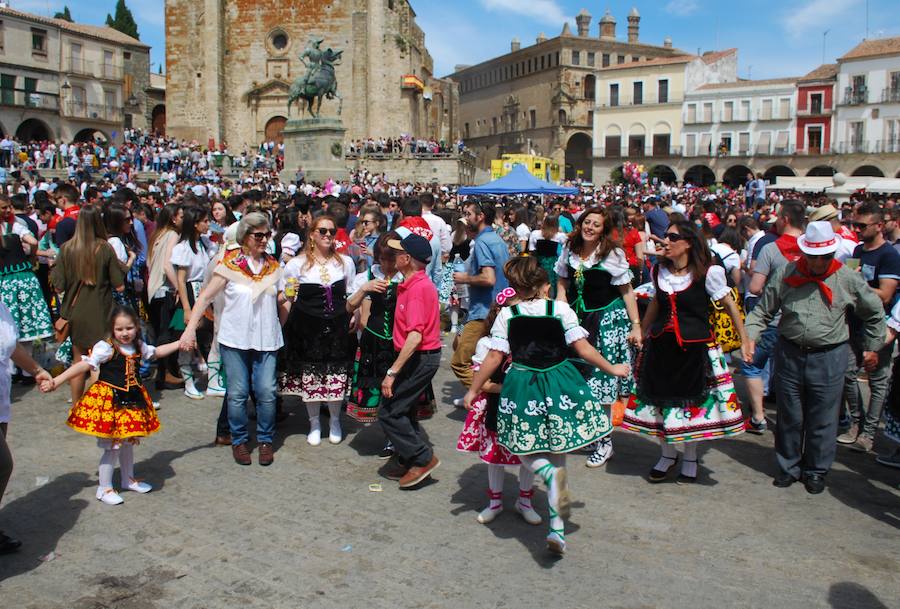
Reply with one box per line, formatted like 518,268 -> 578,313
123,478 -> 153,494
329,420 -> 342,445
586,437 -> 613,468
515,500 -> 542,525
96,487 -> 124,505
476,504 -> 503,524
184,383 -> 204,400
453,397 -> 465,408
206,387 -> 226,397
307,427 -> 322,446
152,401 -> 161,410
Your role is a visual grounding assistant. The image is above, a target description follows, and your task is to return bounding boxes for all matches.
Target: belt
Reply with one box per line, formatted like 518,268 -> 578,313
395,348 -> 442,355
784,338 -> 844,353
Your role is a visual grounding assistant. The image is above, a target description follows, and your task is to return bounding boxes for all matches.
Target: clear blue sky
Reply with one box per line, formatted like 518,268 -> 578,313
13,0 -> 900,80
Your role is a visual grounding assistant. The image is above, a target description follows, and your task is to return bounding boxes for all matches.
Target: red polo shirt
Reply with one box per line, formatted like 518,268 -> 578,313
393,269 -> 441,351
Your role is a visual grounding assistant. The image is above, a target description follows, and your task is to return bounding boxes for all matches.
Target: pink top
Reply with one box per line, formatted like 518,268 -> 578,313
393,270 -> 441,351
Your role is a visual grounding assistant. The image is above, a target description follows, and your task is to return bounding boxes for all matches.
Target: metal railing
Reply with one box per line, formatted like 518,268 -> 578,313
684,114 -> 714,125
796,105 -> 831,116
842,86 -> 868,105
834,140 -> 868,154
63,101 -> 122,122
99,63 -> 123,80
64,57 -> 94,76
0,88 -> 59,110
601,146 -> 683,158
755,111 -> 792,121
882,88 -> 900,103
600,94 -> 680,108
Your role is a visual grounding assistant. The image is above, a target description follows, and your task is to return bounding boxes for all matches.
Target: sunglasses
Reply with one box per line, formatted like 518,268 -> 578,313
663,232 -> 687,242
249,231 -> 272,241
852,221 -> 878,230
806,253 -> 834,260
316,227 -> 338,236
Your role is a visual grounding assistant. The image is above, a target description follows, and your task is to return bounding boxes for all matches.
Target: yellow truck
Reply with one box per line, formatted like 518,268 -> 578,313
490,154 -> 561,183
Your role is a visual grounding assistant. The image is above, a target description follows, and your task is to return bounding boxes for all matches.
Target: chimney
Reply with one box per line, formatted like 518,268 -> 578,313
663,36 -> 672,49
575,9 -> 591,37
599,10 -> 616,40
627,7 -> 640,43
511,37 -> 520,52
536,32 -> 547,44
560,22 -> 572,37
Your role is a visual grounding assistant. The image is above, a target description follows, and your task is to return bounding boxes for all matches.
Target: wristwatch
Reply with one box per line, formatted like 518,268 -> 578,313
386,368 -> 398,377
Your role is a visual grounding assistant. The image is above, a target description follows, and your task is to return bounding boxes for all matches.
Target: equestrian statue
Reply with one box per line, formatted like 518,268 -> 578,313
287,37 -> 343,118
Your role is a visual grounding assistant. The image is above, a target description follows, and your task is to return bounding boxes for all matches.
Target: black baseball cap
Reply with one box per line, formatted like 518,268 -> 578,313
387,230 -> 432,264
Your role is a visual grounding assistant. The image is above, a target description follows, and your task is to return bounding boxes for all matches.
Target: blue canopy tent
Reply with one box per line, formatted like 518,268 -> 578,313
458,164 -> 579,196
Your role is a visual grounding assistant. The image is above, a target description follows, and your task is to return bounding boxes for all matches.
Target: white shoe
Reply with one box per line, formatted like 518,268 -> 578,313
453,397 -> 465,408
546,531 -> 566,555
206,387 -> 226,397
123,478 -> 153,494
307,427 -> 322,446
476,504 -> 503,524
96,487 -> 124,505
329,421 -> 342,445
515,500 -> 542,525
586,437 -> 613,468
184,383 -> 204,400
152,401 -> 161,411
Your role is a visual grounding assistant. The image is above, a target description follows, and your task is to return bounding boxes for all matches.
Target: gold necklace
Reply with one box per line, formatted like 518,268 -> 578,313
311,253 -> 333,284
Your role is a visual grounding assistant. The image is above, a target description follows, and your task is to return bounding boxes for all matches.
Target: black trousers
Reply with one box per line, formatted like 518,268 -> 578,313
378,351 -> 440,468
0,424 -> 12,506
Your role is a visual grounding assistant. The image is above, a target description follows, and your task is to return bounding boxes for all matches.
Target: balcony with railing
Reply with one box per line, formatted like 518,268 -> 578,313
796,105 -> 832,117
841,86 -> 869,105
600,94 -> 681,108
63,101 -> 122,123
99,63 -> 123,80
834,140 -> 868,154
63,56 -> 94,76
0,88 -> 59,111
882,87 -> 900,103
684,112 -> 714,125
755,110 -> 792,121
719,111 -> 751,123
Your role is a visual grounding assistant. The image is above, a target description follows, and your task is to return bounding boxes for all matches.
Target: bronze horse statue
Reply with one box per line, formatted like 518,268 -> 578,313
287,47 -> 343,118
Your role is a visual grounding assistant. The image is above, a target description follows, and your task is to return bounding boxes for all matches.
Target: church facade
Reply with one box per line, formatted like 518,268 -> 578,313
165,0 -> 458,150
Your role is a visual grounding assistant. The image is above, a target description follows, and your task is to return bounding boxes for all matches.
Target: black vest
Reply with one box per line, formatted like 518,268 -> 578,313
507,301 -> 569,369
649,266 -> 714,344
0,233 -> 28,274
533,238 -> 558,258
295,278 -> 348,320
97,345 -> 147,409
566,264 -> 621,311
366,272 -> 398,339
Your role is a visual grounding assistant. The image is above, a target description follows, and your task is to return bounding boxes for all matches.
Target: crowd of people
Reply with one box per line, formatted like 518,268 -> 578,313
0,162 -> 898,558
346,136 -> 466,157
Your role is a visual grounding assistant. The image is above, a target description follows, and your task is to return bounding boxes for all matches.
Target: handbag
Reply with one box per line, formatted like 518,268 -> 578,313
53,281 -> 83,343
709,286 -> 744,353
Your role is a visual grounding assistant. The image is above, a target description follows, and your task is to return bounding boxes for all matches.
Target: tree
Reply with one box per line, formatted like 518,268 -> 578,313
158,64 -> 163,75
53,6 -> 73,22
105,0 -> 139,40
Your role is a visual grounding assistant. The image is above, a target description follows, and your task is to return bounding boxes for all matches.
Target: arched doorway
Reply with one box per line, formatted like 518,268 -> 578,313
264,115 -> 287,145
151,104 -> 166,135
763,165 -> 796,182
564,132 -> 592,181
16,118 -> 52,142
684,165 -> 715,187
852,165 -> 885,177
807,165 -> 836,177
73,128 -> 108,144
649,164 -> 677,185
722,165 -> 753,188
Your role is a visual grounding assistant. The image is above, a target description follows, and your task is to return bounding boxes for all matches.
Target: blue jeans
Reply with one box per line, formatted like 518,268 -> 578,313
220,345 -> 277,445
740,323 -> 778,383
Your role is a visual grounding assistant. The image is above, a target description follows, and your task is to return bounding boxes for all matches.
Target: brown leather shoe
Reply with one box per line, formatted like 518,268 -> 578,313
164,371 -> 184,386
258,443 -> 274,466
232,443 -> 251,465
214,435 -> 232,446
398,455 -> 440,488
382,459 -> 409,481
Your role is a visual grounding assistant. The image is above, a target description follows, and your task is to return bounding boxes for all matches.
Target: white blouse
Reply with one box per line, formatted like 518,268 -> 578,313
656,265 -> 730,301
171,240 -> 213,283
527,230 -> 567,252
348,264 -> 403,296
0,303 -> 17,423
555,246 -> 632,286
108,237 -> 128,264
888,300 -> 900,333
217,256 -> 284,352
83,340 -> 157,370
488,299 -> 589,353
282,254 -> 355,287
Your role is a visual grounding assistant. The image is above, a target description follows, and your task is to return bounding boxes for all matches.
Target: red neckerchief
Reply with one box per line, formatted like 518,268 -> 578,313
784,258 -> 842,306
775,234 -> 802,262
398,216 -> 434,241
334,228 -> 351,254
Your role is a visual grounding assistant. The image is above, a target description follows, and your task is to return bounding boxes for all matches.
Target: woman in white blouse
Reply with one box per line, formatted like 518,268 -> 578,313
622,219 -> 750,484
279,214 -> 356,447
180,213 -> 283,467
171,207 -> 213,399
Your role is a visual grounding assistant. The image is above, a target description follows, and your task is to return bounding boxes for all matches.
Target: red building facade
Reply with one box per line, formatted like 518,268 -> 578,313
796,64 -> 837,154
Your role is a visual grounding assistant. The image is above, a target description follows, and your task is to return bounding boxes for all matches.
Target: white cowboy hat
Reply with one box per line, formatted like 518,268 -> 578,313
798,221 -> 839,256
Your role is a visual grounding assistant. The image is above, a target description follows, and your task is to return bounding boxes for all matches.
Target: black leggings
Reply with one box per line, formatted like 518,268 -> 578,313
0,424 -> 12,507
149,293 -> 180,378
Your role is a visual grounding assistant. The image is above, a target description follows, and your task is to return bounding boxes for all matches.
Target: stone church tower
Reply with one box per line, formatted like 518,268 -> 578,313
165,0 -> 458,150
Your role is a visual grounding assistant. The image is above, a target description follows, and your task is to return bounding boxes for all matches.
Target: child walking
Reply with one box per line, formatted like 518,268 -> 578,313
464,257 -> 629,555
457,289 -> 540,527
41,306 -> 180,505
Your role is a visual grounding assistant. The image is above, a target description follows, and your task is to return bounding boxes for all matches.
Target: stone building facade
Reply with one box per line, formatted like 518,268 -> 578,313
165,0 -> 458,151
448,8 -> 683,181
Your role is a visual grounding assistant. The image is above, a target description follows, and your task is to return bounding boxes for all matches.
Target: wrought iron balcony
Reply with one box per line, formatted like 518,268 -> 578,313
0,88 -> 59,110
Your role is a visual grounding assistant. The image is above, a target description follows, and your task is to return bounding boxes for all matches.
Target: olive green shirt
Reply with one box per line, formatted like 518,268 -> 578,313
745,262 -> 885,352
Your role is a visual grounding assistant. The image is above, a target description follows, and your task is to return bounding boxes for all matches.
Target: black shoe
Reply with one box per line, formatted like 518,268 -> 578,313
802,473 -> 826,495
772,473 -> 796,488
378,442 -> 395,460
648,456 -> 678,483
0,531 -> 22,554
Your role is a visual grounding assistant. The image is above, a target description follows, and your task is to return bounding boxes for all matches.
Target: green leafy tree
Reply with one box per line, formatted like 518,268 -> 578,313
105,0 -> 140,40
53,6 -> 73,22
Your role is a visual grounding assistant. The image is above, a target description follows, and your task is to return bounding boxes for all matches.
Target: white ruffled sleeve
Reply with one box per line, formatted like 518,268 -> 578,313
140,342 -> 157,361
889,300 -> 900,332
83,341 -> 114,370
281,232 -> 301,257
472,336 -> 492,366
705,265 -> 730,301
557,301 -> 590,344
488,308 -> 511,353
341,254 -> 356,285
348,271 -> 369,297
604,248 -> 633,286
554,247 -> 570,279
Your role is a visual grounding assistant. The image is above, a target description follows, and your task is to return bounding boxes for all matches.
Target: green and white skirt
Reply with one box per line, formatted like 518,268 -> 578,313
575,297 -> 634,405
496,360 -> 612,455
0,269 -> 53,341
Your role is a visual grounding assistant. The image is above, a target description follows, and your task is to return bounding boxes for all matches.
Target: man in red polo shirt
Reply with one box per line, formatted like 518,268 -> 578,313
379,230 -> 441,488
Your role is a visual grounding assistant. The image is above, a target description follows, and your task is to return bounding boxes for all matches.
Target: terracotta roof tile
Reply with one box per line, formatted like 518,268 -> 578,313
696,77 -> 798,90
600,54 -> 694,71
839,37 -> 900,61
799,63 -> 838,82
0,6 -> 148,48
700,48 -> 737,64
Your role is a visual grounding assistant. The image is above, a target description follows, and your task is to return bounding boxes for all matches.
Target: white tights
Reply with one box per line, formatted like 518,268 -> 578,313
655,439 -> 699,477
485,464 -> 536,508
98,440 -> 136,490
